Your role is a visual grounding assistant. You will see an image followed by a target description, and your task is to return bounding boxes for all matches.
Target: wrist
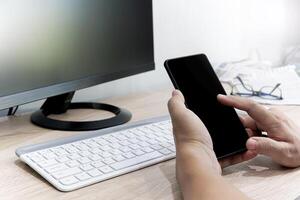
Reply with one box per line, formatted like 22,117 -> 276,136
176,143 -> 221,176
176,145 -> 222,197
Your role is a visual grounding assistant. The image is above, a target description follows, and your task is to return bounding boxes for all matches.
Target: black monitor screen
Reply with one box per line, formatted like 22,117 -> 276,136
0,0 -> 154,108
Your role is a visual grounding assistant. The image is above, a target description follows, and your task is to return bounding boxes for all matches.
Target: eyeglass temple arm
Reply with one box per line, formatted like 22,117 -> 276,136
269,83 -> 281,95
236,76 -> 253,92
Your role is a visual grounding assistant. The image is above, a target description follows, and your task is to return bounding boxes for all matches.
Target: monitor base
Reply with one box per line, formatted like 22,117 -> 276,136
31,92 -> 132,131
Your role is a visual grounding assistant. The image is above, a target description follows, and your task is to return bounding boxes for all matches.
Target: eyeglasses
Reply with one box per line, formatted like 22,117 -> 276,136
230,76 -> 283,100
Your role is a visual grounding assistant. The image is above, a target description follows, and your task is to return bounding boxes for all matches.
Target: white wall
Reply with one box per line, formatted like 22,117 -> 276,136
8,0 -> 298,115
74,0 -> 300,103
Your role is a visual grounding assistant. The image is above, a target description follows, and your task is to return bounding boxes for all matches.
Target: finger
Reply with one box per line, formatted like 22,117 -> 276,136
245,128 -> 261,137
219,150 -> 257,168
168,90 -> 186,119
217,95 -> 277,128
246,137 -> 288,162
239,115 -> 260,131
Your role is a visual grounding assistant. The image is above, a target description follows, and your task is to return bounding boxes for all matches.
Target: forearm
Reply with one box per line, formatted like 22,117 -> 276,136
180,171 -> 250,200
176,146 -> 251,200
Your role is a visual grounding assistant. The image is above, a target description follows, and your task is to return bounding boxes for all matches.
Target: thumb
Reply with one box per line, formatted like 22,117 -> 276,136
168,90 -> 186,118
246,137 -> 286,161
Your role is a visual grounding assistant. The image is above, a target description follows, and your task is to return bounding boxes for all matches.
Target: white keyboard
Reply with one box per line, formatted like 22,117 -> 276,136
16,117 -> 175,192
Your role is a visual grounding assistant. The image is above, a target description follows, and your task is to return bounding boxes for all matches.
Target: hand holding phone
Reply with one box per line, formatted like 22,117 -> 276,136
164,54 -> 249,159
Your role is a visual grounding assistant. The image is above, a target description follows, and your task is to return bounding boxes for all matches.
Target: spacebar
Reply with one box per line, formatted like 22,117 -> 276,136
111,152 -> 163,170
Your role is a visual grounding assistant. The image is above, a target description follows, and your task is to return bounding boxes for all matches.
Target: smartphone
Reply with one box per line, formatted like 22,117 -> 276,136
164,54 -> 248,159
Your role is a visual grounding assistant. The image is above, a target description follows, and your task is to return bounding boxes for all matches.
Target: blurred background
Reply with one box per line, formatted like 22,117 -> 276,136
75,0 -> 300,102
3,0 -> 298,112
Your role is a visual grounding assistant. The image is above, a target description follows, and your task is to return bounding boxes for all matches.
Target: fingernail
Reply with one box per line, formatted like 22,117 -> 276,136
218,94 -> 226,98
172,90 -> 179,97
247,138 -> 257,150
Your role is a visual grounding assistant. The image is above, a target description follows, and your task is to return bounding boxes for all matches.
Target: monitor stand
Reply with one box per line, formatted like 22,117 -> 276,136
31,92 -> 132,131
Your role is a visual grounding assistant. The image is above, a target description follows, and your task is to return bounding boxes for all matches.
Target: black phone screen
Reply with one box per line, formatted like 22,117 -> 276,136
165,54 -> 248,159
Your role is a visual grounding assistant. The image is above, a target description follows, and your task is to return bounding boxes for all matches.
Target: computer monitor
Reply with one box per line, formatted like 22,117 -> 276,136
0,0 -> 154,131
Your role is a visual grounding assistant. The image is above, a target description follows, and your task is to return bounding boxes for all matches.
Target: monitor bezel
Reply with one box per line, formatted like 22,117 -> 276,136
0,63 -> 155,110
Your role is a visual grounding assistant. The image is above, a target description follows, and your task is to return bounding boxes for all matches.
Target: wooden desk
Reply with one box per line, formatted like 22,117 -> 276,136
0,89 -> 299,200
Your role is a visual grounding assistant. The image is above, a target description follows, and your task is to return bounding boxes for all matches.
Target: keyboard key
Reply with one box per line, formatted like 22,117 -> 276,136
139,141 -> 150,147
147,139 -> 158,145
132,149 -> 145,156
106,137 -> 118,143
91,161 -> 105,168
66,160 -> 80,167
64,146 -> 78,154
68,153 -> 81,160
29,154 -> 45,163
148,126 -> 162,133
77,157 -> 91,164
53,148 -> 68,156
123,131 -> 134,138
87,142 -> 100,149
119,140 -> 130,146
129,144 -> 140,150
110,143 -> 121,149
119,146 -> 131,153
129,138 -> 139,144
75,143 -> 90,151
79,151 -> 91,157
38,159 -> 58,168
52,167 -> 81,179
89,154 -> 101,161
43,152 -> 57,159
123,152 -> 135,159
151,144 -> 163,150
159,148 -> 172,155
161,142 -> 172,148
111,152 -> 163,170
143,147 -> 154,153
145,134 -> 156,139
113,155 -> 125,162
88,169 -> 103,177
99,166 -> 113,174
99,152 -> 112,158
96,139 -> 109,146
115,135 -> 127,141
135,129 -> 146,136
56,156 -> 70,163
99,145 -> 111,151
80,164 -> 94,171
138,136 -> 149,142
102,135 -> 111,140
75,173 -> 91,181
45,164 -> 68,173
103,158 -> 115,165
156,137 -> 168,143
90,148 -> 102,154
38,149 -> 52,155
109,149 -> 122,155
82,139 -> 94,145
168,146 -> 176,152
60,176 -> 79,186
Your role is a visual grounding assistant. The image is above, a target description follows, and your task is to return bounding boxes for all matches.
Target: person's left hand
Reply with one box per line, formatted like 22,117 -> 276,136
169,90 -> 253,200
168,90 -> 257,173
168,90 -> 221,181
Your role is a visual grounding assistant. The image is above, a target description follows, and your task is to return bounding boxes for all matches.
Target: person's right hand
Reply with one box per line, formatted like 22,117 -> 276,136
218,95 -> 300,168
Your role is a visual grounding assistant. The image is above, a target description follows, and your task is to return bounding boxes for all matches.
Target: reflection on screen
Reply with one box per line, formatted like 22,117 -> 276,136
0,0 -> 153,97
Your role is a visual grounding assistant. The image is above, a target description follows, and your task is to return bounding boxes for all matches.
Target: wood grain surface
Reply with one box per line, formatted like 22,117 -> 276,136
0,88 -> 299,200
